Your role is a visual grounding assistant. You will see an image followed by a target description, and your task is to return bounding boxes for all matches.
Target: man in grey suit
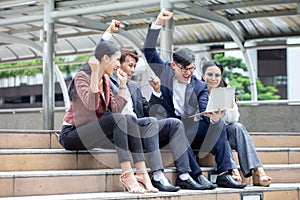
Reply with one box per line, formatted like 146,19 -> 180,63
100,20 -> 216,191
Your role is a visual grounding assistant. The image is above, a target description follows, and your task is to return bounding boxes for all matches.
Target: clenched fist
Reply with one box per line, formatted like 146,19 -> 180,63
88,56 -> 100,74
155,10 -> 173,26
116,68 -> 128,85
107,19 -> 121,34
148,76 -> 161,93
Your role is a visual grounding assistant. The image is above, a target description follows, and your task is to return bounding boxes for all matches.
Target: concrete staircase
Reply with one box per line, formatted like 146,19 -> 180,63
0,129 -> 299,199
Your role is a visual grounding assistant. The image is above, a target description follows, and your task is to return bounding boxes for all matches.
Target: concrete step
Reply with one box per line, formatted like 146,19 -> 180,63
1,183 -> 299,200
250,132 -> 300,147
0,168 -> 178,197
199,147 -> 300,167
0,129 -> 61,149
0,166 -> 300,198
0,148 -> 177,171
1,129 -> 300,149
1,148 -> 299,171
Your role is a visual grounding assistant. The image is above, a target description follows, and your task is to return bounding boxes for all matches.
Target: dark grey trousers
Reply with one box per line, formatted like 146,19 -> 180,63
139,117 -> 190,175
226,122 -> 263,177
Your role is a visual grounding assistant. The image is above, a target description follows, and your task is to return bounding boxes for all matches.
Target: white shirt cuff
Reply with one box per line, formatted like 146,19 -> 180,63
102,31 -> 112,41
150,22 -> 162,30
210,118 -> 216,124
152,90 -> 162,98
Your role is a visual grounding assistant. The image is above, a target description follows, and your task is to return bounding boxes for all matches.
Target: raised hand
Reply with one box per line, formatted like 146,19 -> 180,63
88,56 -> 101,74
155,10 -> 173,26
107,19 -> 121,34
148,76 -> 161,93
116,68 -> 128,85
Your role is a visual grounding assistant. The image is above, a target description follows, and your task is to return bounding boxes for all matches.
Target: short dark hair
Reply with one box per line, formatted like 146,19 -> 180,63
173,47 -> 195,67
120,48 -> 139,65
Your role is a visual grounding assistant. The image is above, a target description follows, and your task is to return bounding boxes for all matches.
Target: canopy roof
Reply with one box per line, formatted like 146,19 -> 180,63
0,0 -> 299,63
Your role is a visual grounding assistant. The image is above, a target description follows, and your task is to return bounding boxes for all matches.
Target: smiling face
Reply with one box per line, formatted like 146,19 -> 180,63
172,62 -> 196,84
202,65 -> 222,92
104,51 -> 121,76
120,55 -> 137,82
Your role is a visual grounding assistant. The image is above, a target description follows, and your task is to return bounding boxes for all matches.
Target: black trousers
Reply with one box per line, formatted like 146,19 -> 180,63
59,111 -> 145,164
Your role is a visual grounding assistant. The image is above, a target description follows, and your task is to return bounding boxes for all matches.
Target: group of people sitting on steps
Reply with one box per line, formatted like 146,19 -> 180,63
58,10 -> 272,194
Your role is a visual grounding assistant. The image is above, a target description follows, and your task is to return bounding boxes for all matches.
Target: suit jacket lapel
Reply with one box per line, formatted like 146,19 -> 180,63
183,80 -> 199,117
160,69 -> 175,110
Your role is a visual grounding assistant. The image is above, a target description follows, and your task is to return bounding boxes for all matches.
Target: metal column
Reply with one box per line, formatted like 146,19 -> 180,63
42,0 -> 55,129
160,0 -> 174,61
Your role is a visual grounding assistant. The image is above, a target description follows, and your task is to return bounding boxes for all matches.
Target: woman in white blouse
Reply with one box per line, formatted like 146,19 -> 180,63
201,60 -> 271,187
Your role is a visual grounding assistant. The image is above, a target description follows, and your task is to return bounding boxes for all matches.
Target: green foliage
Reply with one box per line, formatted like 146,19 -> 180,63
214,54 -> 280,100
214,54 -> 247,72
0,55 -> 87,79
0,60 -> 43,78
74,54 -> 89,61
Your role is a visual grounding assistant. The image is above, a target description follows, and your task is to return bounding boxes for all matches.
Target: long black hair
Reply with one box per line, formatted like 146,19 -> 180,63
201,60 -> 227,87
68,40 -> 120,101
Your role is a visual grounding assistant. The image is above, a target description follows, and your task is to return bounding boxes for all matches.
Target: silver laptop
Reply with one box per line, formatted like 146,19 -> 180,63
189,86 -> 236,118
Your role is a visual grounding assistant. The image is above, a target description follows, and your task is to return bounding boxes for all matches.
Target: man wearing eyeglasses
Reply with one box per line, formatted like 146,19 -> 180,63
144,10 -> 247,189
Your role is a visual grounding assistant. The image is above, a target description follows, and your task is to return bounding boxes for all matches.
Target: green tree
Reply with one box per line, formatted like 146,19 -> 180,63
0,55 -> 88,79
214,54 -> 280,100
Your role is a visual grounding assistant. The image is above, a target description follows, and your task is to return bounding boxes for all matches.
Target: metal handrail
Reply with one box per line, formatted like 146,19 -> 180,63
0,107 -> 66,114
237,99 -> 300,105
1,99 -> 300,114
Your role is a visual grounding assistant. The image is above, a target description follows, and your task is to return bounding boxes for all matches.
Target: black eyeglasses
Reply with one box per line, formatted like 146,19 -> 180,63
176,63 -> 196,73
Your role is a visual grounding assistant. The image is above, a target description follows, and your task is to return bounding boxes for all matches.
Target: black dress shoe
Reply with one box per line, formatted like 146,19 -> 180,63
151,177 -> 180,192
176,176 -> 211,190
216,172 -> 247,188
194,174 -> 217,189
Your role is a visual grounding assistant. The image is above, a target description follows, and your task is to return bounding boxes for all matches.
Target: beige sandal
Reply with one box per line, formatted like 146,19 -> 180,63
120,170 -> 145,193
252,168 -> 271,187
135,169 -> 159,193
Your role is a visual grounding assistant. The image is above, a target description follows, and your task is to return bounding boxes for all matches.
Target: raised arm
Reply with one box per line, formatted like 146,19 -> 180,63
98,19 -> 121,44
143,11 -> 173,76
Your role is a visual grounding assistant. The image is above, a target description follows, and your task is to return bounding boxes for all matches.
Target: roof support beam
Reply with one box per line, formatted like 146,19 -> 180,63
56,16 -> 144,50
176,3 -> 245,44
104,12 -> 157,23
0,5 -> 42,15
207,0 -> 300,11
176,3 -> 258,101
56,0 -> 108,7
50,0 -> 160,19
0,0 -> 41,9
160,0 -> 174,61
0,32 -> 42,56
0,15 -> 43,26
228,9 -> 298,21
42,0 -> 55,130
63,15 -> 109,31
